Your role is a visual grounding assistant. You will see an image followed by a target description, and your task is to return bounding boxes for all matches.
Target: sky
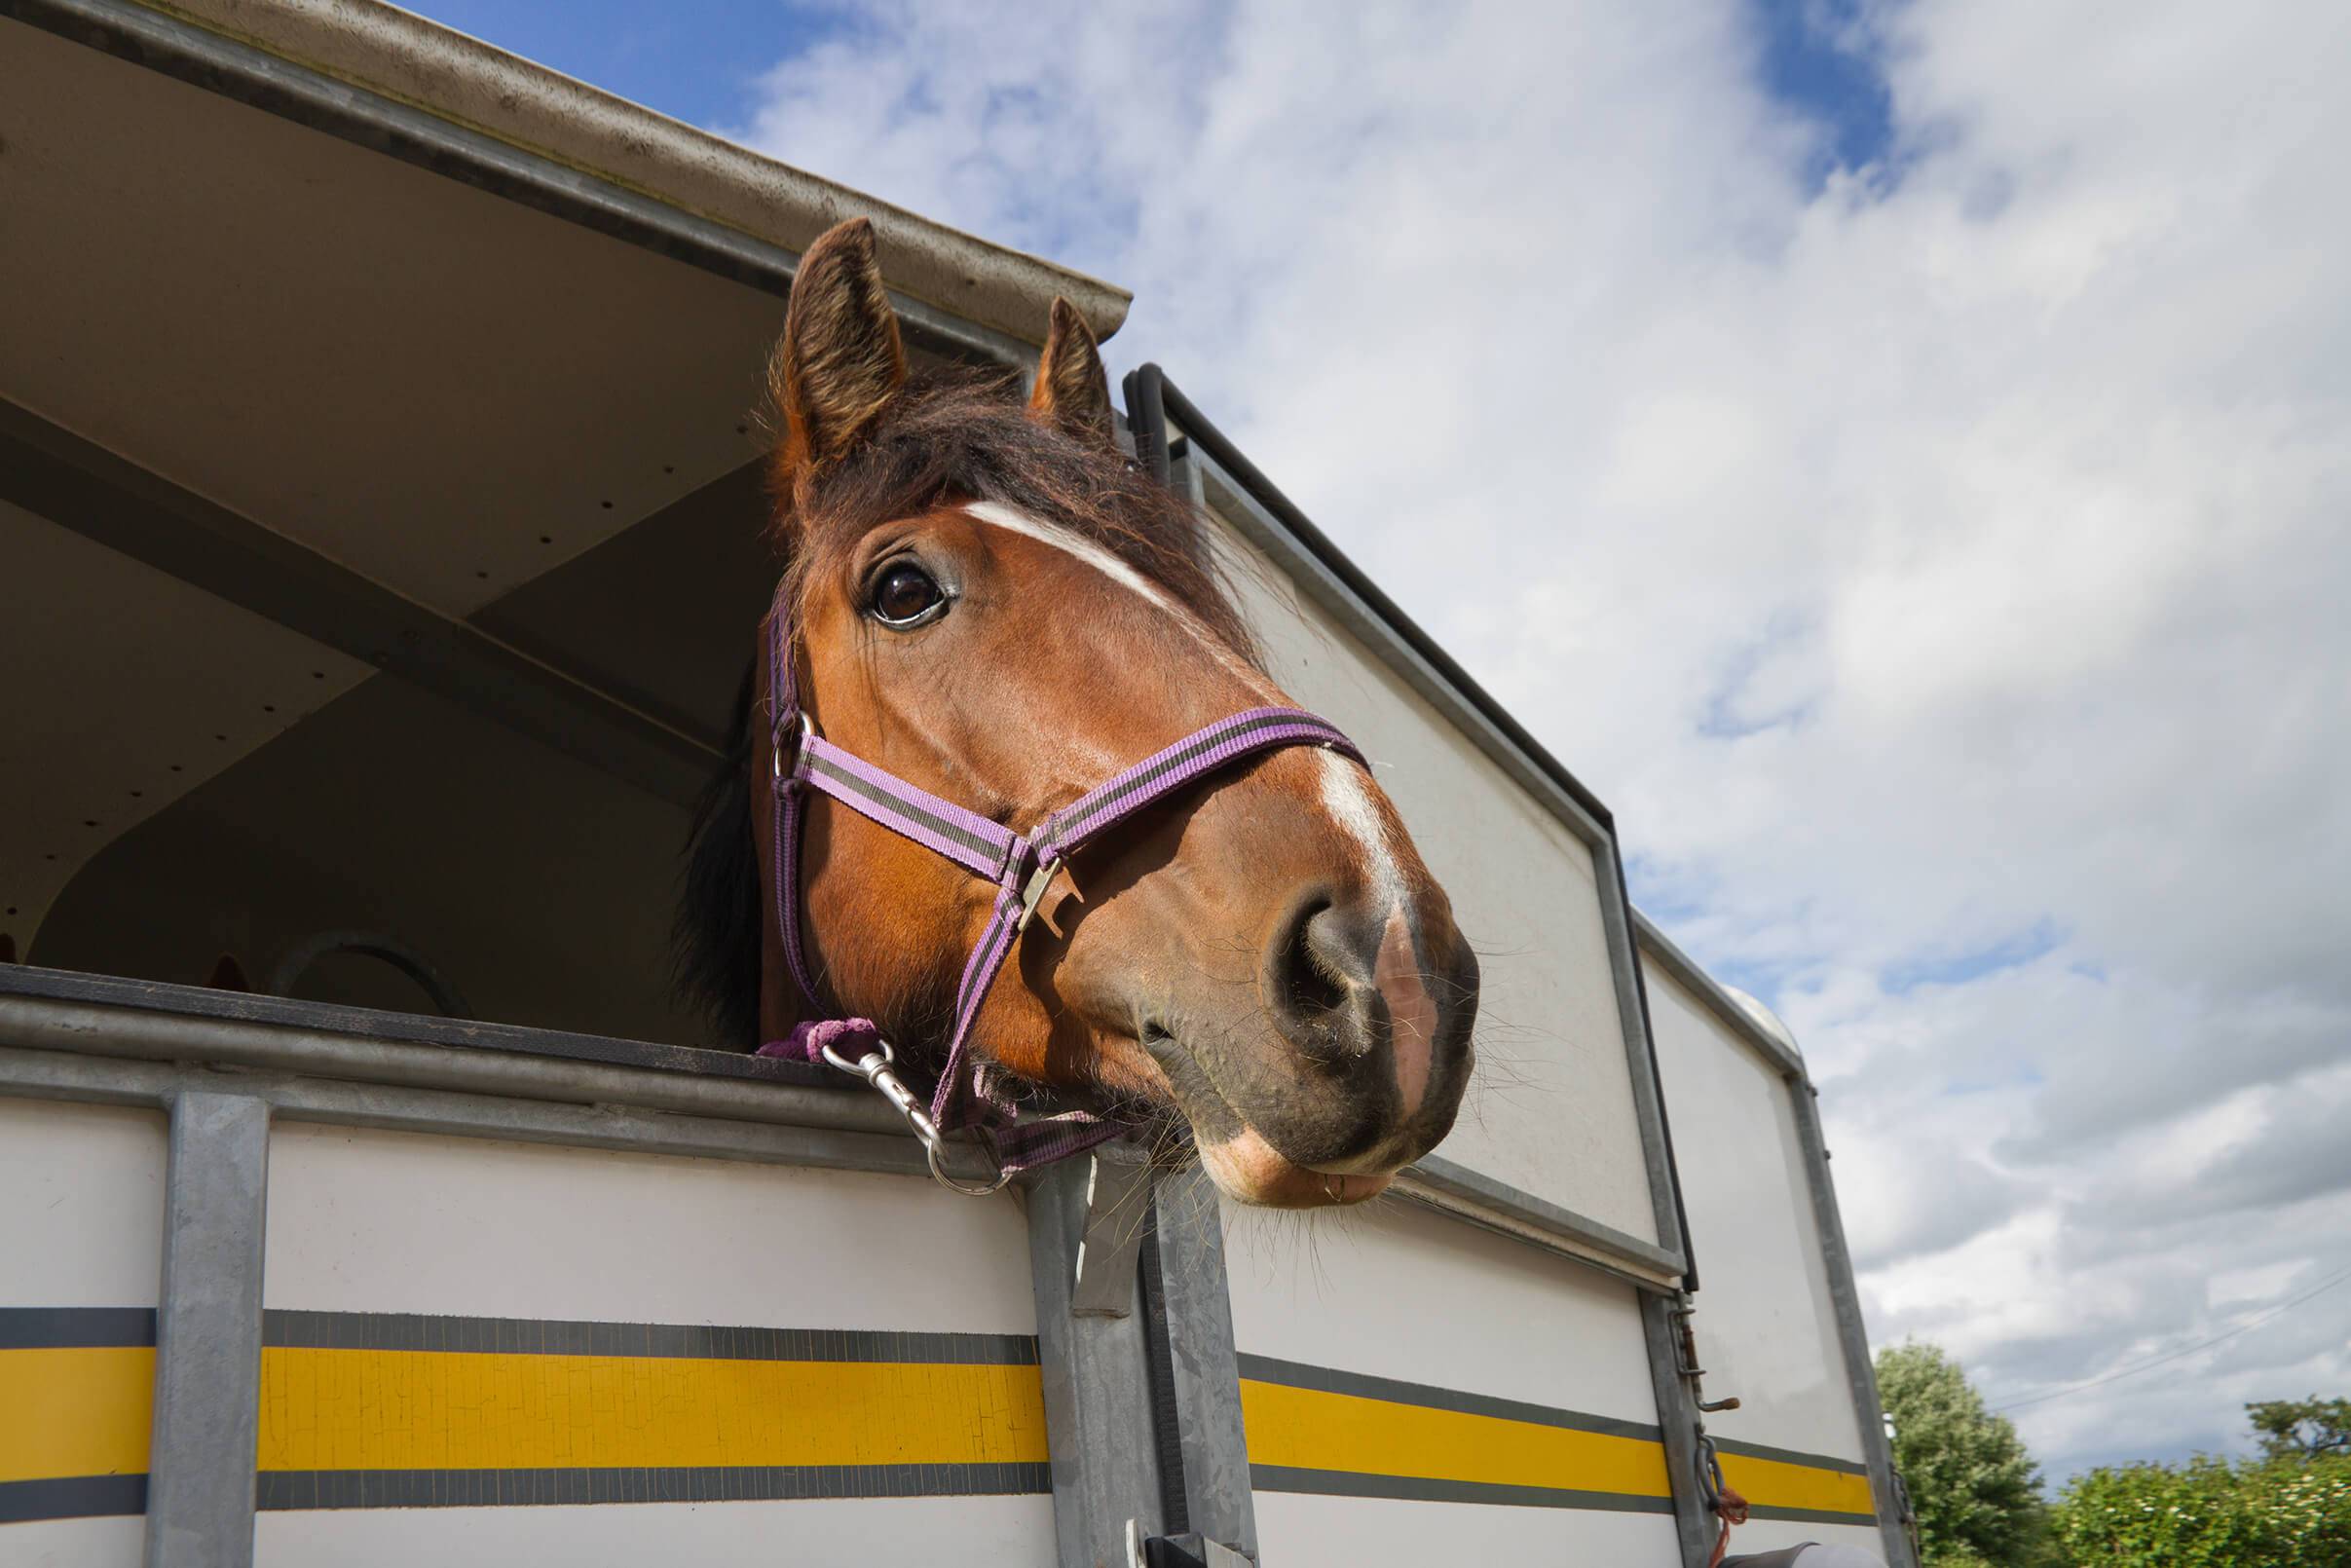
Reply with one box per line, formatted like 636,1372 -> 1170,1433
406,0 -> 2351,1484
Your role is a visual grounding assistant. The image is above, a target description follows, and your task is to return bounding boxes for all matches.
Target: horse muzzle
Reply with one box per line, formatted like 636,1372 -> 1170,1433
1145,886 -> 1478,1208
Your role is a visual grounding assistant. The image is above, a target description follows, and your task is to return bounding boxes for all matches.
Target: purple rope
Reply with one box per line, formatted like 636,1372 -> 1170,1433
757,1017 -> 880,1065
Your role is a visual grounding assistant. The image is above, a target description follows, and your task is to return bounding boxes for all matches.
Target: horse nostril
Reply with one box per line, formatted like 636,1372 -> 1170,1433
1266,891 -> 1379,1061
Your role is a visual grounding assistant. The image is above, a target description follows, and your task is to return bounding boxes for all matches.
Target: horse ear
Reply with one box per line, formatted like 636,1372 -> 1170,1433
768,218 -> 907,489
1028,297 -> 1115,449
205,952 -> 251,991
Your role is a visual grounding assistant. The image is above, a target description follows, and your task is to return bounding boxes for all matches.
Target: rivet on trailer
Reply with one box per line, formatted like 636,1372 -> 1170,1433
0,2 -> 1917,1564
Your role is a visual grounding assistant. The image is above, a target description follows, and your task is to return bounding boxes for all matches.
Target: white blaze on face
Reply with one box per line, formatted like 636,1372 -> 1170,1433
960,501 -> 1276,696
1317,747 -> 1406,911
1320,749 -> 1437,1116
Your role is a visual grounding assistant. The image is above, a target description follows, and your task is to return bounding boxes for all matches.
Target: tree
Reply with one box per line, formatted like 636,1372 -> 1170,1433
2248,1396 -> 2351,1462
1875,1341 -> 2052,1566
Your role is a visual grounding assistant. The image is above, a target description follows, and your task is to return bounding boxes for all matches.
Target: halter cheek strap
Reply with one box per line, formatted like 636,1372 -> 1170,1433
753,581 -> 1361,1189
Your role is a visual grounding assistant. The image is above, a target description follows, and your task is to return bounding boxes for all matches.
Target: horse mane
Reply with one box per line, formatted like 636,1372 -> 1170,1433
671,367 -> 1253,1049
674,659 -> 762,1047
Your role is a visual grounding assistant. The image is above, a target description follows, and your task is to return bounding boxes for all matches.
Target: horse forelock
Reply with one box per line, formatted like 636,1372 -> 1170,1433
774,371 -> 1261,669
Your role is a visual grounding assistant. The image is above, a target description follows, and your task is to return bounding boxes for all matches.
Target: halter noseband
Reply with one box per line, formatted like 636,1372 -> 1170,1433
754,576 -> 1361,1194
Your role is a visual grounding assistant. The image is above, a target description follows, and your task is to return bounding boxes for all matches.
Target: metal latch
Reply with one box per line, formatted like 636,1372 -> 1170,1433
1127,1520 -> 1253,1567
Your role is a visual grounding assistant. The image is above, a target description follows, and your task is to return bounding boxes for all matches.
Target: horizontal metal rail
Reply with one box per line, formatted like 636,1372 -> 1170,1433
0,989 -> 908,1139
1396,1154 -> 1685,1290
0,1044 -> 946,1178
0,971 -> 1687,1276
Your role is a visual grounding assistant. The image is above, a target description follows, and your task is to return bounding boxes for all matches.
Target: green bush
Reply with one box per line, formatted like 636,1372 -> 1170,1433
1922,1549 -> 1997,1568
2053,1453 -> 2351,1566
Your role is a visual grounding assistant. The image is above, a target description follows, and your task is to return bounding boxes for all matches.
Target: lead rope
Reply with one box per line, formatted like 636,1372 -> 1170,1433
755,580 -> 1361,1195
1697,1433 -> 1751,1568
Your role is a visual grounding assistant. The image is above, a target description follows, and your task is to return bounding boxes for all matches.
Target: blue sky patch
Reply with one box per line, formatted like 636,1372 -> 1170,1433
396,0 -> 850,131
1747,0 -> 1896,189
1886,921 -> 2066,993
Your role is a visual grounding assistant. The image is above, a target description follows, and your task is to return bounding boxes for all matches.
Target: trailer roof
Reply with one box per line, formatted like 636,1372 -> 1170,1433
152,0 -> 1133,349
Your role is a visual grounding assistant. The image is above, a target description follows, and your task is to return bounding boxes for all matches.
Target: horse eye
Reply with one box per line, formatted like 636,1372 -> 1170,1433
870,560 -> 947,626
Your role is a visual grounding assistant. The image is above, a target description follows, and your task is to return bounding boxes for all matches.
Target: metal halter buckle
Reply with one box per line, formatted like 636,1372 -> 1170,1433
771,710 -> 816,783
818,1034 -> 1011,1198
1016,854 -> 1085,939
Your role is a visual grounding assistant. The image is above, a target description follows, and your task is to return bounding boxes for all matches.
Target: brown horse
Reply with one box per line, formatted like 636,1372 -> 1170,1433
677,219 -> 1476,1207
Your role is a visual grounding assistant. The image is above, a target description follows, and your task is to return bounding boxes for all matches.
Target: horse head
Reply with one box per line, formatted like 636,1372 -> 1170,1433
687,218 -> 1477,1207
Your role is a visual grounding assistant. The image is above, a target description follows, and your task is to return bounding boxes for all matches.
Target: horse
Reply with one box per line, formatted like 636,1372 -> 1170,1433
675,218 -> 1477,1207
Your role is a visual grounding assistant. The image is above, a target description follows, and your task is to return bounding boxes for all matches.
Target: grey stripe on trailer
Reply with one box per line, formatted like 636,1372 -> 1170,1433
1235,1352 -> 1664,1443
254,1462 -> 1053,1511
260,1309 -> 1037,1365
1250,1465 -> 1678,1514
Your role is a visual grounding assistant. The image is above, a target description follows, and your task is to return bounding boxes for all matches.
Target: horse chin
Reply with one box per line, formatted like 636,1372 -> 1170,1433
1090,1024 -> 1395,1208
1196,1127 -> 1395,1209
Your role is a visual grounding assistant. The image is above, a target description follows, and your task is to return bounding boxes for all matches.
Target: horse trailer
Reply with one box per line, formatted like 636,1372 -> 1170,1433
0,3 -> 1915,1564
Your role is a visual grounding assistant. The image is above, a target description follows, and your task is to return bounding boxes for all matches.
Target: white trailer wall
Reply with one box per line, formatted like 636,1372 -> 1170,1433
252,1124 -> 1054,1568
0,1098 -> 168,1567
1222,1197 -> 1682,1566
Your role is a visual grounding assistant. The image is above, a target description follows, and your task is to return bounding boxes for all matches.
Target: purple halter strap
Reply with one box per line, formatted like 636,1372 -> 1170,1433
754,577 -> 1361,1190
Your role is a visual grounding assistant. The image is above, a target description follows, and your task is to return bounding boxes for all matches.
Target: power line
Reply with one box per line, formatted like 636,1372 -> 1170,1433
1992,1259 -> 2351,1415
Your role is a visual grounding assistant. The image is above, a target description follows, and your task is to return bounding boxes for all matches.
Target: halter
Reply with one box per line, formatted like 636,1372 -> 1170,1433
754,575 -> 1361,1194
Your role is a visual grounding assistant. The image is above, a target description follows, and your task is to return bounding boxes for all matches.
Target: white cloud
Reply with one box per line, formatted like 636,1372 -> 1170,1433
731,0 -> 2351,1477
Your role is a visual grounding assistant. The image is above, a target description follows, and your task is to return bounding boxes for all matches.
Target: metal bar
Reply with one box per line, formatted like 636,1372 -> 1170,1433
0,399 -> 718,808
1166,436 -> 1208,510
0,1043 -> 949,1178
1395,1154 -> 1685,1288
1789,1080 -> 1918,1568
145,1091 -> 269,1568
0,960 -> 831,1089
1632,911 -> 1807,1082
0,0 -> 1033,373
1593,836 -> 1698,1287
1026,1156 -> 1169,1568
1638,1290 -> 1716,1568
1122,368 -> 1173,487
0,988 -> 912,1139
1143,1168 -> 1258,1558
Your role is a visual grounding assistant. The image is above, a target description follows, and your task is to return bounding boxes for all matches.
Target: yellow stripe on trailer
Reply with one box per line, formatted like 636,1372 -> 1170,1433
0,1317 -> 1876,1525
1237,1357 -> 1876,1522
256,1348 -> 1049,1473
1241,1375 -> 1672,1501
0,1345 -> 153,1485
1719,1447 -> 1877,1519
